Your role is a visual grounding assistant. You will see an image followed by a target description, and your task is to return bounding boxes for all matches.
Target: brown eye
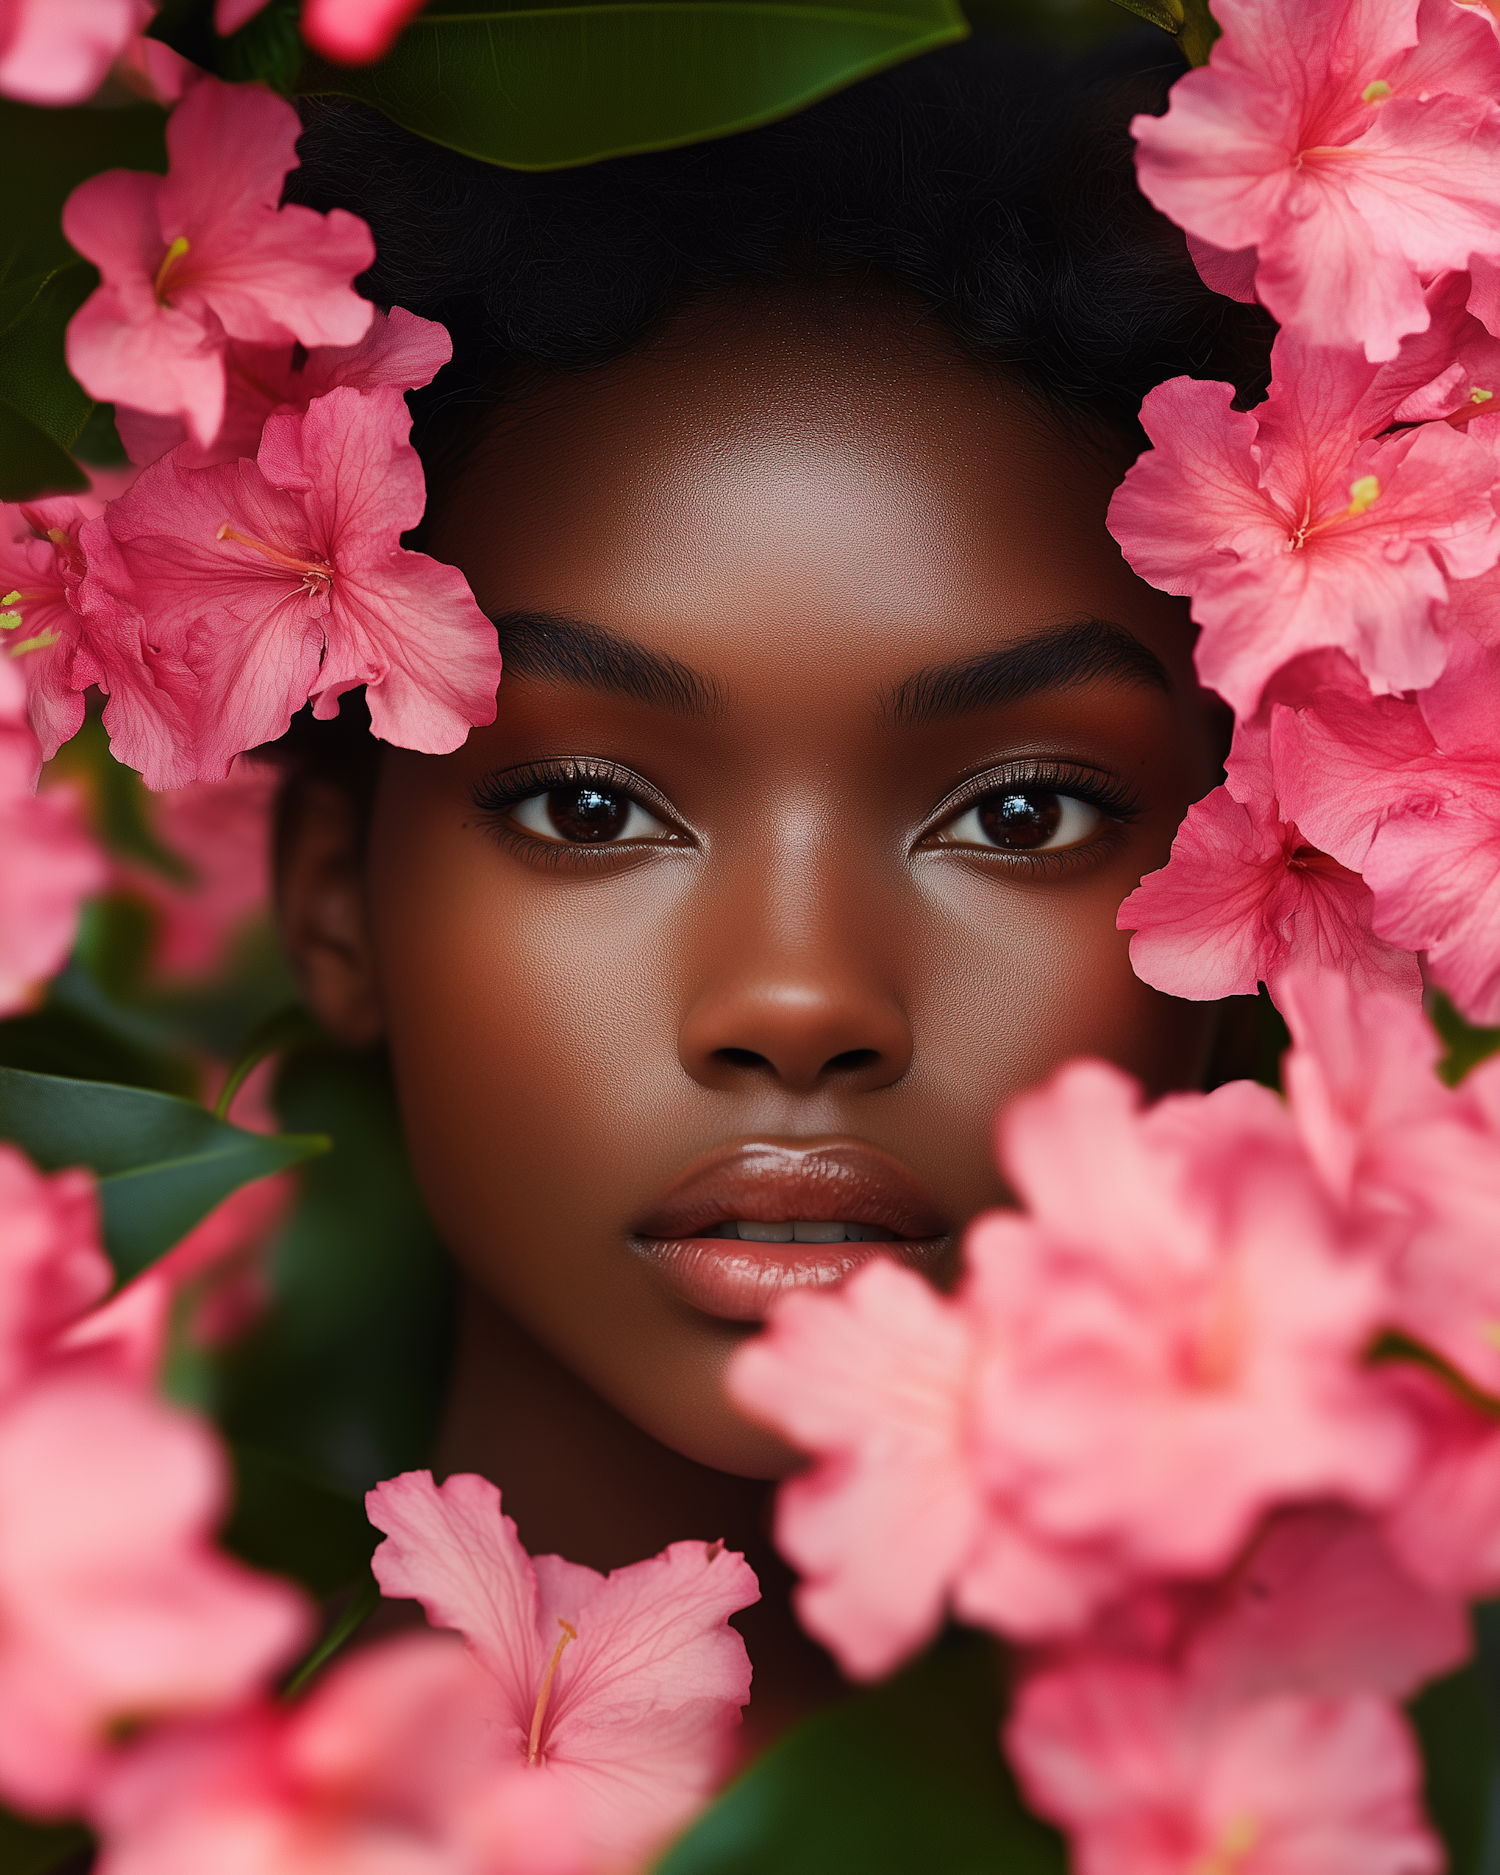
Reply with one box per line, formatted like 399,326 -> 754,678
510,782 -> 671,845
937,788 -> 1102,854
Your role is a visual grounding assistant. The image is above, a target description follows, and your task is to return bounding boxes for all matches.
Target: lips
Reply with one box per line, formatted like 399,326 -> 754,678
630,1139 -> 952,1322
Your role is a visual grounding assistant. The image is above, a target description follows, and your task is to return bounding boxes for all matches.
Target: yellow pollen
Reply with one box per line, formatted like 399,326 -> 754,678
1195,1813 -> 1261,1875
0,613 -> 20,630
1472,386 -> 1495,404
153,235 -> 190,302
1,591 -> 19,605
216,522 -> 334,589
527,1618 -> 577,1766
8,629 -> 61,657
45,529 -> 69,551
1345,474 -> 1380,518
1362,79 -> 1392,102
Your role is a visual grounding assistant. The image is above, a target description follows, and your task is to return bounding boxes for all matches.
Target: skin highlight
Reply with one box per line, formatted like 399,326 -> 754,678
276,283 -> 1228,1745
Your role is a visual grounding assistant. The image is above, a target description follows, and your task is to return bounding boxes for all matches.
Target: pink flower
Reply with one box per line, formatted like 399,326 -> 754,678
64,77 -> 375,452
85,385 -> 502,782
0,0 -> 152,103
1278,970 -> 1500,1397
968,1065 -> 1410,1586
0,1145 -> 110,1402
1118,709 -> 1420,1002
0,1373 -> 309,1814
92,1630 -> 585,1875
1272,640 -> 1500,1021
0,656 -> 107,1013
117,305 -> 453,471
367,1471 -> 757,1872
216,0 -> 428,63
1,493 -> 199,782
1131,0 -> 1500,361
1007,1658 -> 1439,1875
117,759 -> 276,979
1107,336 -> 1500,715
1377,1363 -> 1500,1598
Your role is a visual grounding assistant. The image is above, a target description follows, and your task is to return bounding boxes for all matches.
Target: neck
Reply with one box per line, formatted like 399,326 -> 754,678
436,1279 -> 848,1757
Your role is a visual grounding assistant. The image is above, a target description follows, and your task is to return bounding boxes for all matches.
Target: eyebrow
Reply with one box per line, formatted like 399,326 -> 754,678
883,617 -> 1172,729
487,610 -> 726,718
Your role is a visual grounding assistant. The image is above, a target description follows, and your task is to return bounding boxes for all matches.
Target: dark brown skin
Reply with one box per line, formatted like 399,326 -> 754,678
277,282 -> 1227,1748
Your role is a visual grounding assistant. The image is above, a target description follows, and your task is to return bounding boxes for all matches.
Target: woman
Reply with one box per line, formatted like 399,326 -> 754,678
273,30 -> 1271,1749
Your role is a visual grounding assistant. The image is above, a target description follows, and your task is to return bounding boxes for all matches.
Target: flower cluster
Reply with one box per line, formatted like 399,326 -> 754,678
3,75 -> 501,790
731,969 -> 1500,1872
0,1139 -> 758,1871
1114,0 -> 1500,1022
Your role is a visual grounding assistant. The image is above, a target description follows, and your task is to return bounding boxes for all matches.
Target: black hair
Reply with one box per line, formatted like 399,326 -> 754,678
274,30 -> 1268,777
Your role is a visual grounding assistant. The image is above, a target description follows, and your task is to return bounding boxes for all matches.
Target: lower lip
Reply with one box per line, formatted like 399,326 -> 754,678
633,1233 -> 949,1322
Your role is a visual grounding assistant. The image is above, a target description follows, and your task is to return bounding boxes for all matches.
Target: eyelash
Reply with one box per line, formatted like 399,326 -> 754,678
470,756 -> 1141,870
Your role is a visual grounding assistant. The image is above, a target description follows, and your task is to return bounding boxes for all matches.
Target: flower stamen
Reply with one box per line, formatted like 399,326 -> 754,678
527,1618 -> 577,1765
153,235 -> 191,303
216,523 -> 334,595
1361,79 -> 1392,103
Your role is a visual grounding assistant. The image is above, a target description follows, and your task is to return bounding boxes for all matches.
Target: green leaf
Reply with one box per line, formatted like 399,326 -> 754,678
1411,1646 -> 1498,1875
0,98 -> 167,289
299,0 -> 968,171
1431,992 -> 1500,1088
0,398 -> 88,501
0,262 -> 97,456
0,1808 -> 91,1875
224,1442 -> 379,1597
1104,0 -> 1217,63
0,1066 -> 328,1281
656,1630 -> 1064,1875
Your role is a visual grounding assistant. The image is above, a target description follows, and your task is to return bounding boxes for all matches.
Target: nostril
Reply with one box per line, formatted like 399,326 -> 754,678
824,1049 -> 879,1075
715,1047 -> 772,1071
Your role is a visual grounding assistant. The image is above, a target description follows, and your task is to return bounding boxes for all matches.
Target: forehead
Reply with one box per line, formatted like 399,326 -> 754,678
427,287 -> 1193,691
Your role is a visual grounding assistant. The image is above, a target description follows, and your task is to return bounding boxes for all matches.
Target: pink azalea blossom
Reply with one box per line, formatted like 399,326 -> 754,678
0,1145 -> 109,1402
92,1631 -> 585,1875
1,493 -> 199,784
1131,0 -> 1500,361
1118,709 -> 1420,1002
117,305 -> 452,472
116,759 -> 277,978
1278,970 -> 1500,1396
0,656 -> 107,1013
1377,1363 -> 1500,1598
85,385 -> 502,782
967,1064 -> 1410,1587
0,0 -> 152,103
64,77 -> 375,452
0,1372 -> 309,1814
1107,334 -> 1500,715
1007,1657 -> 1439,1875
367,1470 -> 757,1871
216,0 -> 427,63
1272,640 -> 1500,1021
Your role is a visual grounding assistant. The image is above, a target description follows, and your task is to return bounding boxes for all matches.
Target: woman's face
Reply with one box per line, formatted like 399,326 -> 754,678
321,289 -> 1225,1477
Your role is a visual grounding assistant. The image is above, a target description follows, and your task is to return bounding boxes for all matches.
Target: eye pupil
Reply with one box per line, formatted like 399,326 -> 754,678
978,790 -> 1062,850
547,786 -> 630,842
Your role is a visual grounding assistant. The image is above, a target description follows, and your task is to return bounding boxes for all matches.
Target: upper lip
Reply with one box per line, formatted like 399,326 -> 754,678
631,1138 -> 950,1242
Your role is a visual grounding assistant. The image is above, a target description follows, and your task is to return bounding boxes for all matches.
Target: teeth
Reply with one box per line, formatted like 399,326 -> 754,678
700,1221 -> 891,1244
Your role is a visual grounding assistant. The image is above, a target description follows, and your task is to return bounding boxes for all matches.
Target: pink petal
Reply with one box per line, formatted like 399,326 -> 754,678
0,0 -> 150,103
302,0 -> 429,63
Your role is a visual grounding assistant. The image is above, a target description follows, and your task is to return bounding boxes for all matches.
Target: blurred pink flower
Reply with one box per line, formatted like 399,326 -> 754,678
1107,337 -> 1500,716
1131,0 -> 1500,361
86,384 -> 501,782
367,1470 -> 757,1871
1118,712 -> 1419,1002
968,1065 -> 1410,1586
1377,1363 -> 1500,1598
0,1373 -> 309,1814
93,1630 -> 585,1875
0,656 -> 107,1013
0,0 -> 152,103
1008,1657 -> 1439,1875
1272,640 -> 1500,1021
1279,970 -> 1500,1396
64,77 -> 374,451
0,1145 -> 109,1402
117,305 -> 452,471
216,0 -> 427,63
117,758 -> 276,979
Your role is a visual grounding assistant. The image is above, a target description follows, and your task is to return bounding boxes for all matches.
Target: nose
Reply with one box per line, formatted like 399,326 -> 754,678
677,906 -> 913,1097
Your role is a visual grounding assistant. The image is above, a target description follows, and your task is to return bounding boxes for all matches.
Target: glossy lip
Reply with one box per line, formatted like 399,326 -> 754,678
629,1139 -> 953,1322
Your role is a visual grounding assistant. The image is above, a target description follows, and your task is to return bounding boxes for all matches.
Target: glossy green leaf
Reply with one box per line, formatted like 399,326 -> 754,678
1105,0 -> 1216,62
657,1630 -> 1064,1875
0,1066 -> 328,1281
300,0 -> 967,171
0,397 -> 88,501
